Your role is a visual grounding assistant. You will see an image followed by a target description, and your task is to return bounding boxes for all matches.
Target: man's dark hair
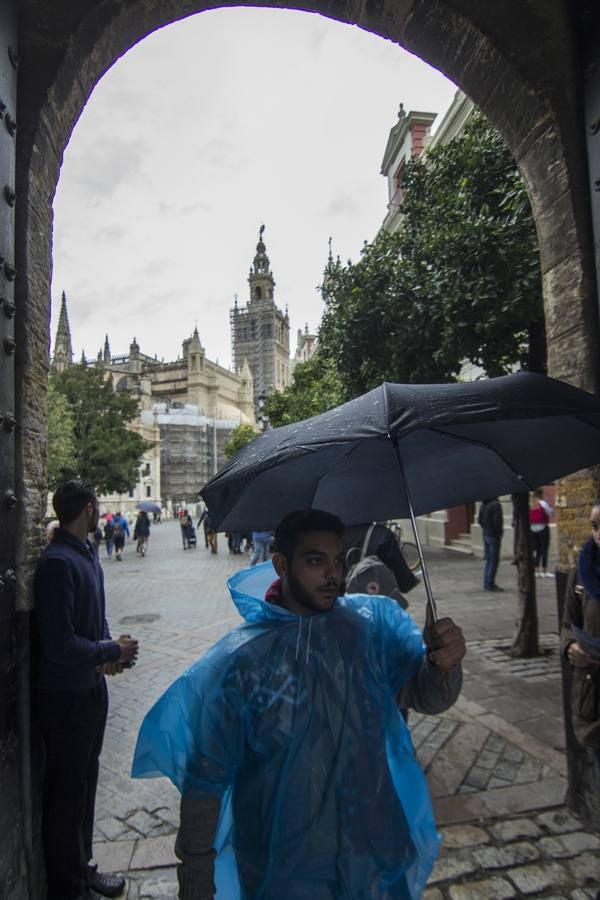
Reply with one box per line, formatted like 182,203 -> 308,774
52,479 -> 96,526
275,509 -> 344,563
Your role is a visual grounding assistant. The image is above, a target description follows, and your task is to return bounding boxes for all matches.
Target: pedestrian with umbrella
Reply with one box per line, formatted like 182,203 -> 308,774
133,510 -> 151,557
200,372 -> 600,626
133,372 -> 600,898
133,507 -> 466,899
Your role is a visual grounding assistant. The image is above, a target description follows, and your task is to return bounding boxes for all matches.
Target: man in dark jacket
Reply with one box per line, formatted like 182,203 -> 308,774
560,501 -> 600,765
34,480 -> 139,900
478,497 -> 504,592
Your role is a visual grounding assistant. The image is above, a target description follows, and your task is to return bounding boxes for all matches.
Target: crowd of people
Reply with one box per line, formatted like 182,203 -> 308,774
33,479 -> 599,900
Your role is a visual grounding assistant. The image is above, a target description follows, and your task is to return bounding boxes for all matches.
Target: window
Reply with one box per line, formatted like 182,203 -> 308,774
146,486 -> 152,497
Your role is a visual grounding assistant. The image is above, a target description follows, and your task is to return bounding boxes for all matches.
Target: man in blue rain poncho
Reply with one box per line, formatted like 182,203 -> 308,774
132,509 -> 466,899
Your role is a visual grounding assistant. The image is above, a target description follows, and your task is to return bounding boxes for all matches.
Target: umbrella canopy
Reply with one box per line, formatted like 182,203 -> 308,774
135,501 -> 162,515
201,373 -> 600,532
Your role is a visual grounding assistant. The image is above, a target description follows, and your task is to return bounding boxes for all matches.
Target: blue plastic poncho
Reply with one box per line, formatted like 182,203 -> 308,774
132,562 -> 440,898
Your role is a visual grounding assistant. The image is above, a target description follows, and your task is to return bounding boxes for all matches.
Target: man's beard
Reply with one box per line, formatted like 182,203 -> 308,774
288,569 -> 341,613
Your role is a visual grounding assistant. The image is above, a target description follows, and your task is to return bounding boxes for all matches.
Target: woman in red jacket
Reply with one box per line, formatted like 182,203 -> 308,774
529,488 -> 555,578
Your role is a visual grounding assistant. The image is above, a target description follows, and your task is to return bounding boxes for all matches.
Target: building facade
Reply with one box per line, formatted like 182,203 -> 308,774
51,301 -> 256,510
380,105 -> 437,234
230,227 -> 290,407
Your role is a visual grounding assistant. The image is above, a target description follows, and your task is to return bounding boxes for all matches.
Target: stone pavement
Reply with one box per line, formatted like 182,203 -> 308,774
91,522 -> 599,898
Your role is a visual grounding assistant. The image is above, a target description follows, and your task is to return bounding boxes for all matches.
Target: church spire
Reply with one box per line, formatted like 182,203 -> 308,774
52,290 -> 74,372
103,334 -> 111,365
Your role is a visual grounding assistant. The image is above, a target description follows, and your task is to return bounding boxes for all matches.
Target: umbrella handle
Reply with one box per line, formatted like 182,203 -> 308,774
393,445 -> 439,623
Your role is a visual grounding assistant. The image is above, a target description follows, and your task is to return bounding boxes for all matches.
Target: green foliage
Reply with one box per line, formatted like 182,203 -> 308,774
223,423 -> 258,459
47,380 -> 76,491
48,364 -> 149,494
263,354 -> 344,428
319,113 -> 544,398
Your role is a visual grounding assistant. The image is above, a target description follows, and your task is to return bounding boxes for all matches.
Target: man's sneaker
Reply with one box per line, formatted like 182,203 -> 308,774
88,866 -> 126,898
488,584 -> 505,592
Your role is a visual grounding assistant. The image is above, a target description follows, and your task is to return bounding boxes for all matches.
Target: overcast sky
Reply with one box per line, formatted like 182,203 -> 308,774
50,8 -> 457,369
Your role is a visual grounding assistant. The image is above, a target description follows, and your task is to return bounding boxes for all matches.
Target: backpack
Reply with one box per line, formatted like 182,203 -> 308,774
345,524 -> 408,609
113,520 -> 123,537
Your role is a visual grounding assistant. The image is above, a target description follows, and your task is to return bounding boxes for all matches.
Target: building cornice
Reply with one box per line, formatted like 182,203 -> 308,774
380,110 -> 437,175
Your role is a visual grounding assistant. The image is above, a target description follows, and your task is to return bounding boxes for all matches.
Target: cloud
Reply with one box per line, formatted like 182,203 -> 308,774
66,136 -> 149,196
179,200 -> 213,215
322,191 -> 357,216
155,199 -> 213,216
92,224 -> 127,243
195,139 -> 243,169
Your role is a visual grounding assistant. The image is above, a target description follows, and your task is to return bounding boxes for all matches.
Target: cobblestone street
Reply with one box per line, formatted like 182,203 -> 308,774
93,521 -> 599,898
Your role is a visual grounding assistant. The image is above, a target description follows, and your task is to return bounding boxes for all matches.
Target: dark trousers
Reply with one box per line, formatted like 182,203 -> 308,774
532,526 -> 550,570
36,681 -> 108,900
483,533 -> 501,588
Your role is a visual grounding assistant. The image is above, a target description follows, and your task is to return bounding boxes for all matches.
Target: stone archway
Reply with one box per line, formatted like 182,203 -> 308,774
5,2 -> 600,896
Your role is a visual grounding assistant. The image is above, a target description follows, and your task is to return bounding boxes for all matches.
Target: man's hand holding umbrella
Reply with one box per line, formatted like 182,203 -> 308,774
424,608 -> 467,673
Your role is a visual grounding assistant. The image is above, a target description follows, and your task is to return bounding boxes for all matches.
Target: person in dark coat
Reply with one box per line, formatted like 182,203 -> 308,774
180,509 -> 194,550
561,501 -> 600,767
134,511 -> 151,555
33,479 -> 139,900
103,516 -> 114,558
478,498 -> 504,592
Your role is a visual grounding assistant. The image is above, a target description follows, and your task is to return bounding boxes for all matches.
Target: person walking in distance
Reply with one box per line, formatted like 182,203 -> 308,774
478,497 -> 504,592
134,510 -> 151,556
103,516 -> 114,558
250,530 -> 272,566
33,479 -> 139,900
180,509 -> 194,550
112,511 -> 129,561
530,487 -> 555,577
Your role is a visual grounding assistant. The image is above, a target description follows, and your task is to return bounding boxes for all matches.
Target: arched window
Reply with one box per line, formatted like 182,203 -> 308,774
255,286 -> 262,300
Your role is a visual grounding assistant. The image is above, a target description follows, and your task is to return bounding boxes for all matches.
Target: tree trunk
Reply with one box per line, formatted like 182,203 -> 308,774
510,491 -> 539,657
526,319 -> 547,375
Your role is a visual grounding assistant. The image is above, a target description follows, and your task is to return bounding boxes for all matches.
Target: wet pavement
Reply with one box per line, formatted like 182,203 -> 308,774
92,521 -> 599,898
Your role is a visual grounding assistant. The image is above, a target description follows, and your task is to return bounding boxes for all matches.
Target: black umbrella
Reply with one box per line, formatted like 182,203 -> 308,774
135,501 -> 162,515
201,373 -> 600,616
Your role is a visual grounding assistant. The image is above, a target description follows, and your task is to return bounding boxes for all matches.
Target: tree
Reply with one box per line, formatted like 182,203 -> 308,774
223,424 -> 257,460
47,380 -> 77,491
263,355 -> 344,428
48,364 -> 149,494
319,113 -> 544,399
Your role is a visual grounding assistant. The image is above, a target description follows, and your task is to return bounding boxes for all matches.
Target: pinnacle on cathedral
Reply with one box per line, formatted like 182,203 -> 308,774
52,290 -> 74,372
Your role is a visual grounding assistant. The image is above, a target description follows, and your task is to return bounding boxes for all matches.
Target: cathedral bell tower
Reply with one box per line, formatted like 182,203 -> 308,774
230,226 -> 290,408
248,224 -> 275,304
